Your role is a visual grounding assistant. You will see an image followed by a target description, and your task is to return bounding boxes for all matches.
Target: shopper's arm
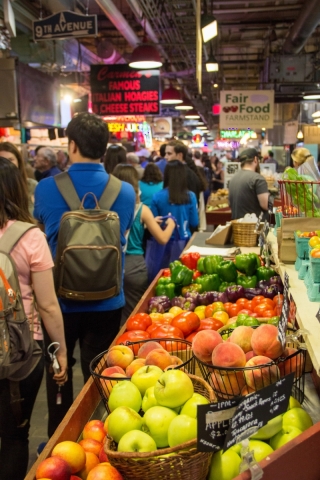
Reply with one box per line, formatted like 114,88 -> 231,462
32,269 -> 68,385
257,192 -> 269,211
142,205 -> 175,245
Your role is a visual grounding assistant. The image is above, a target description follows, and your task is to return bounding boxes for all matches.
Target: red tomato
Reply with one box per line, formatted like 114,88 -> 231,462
204,304 -> 215,318
274,304 -> 282,316
223,302 -> 233,315
150,324 -> 184,340
254,303 -> 271,316
246,300 -> 253,311
261,310 -> 276,318
229,304 -> 241,317
146,323 -> 162,336
126,313 -> 152,331
249,313 -> 258,318
235,298 -> 248,308
160,339 -> 187,352
259,298 -> 275,309
251,295 -> 266,308
273,294 -> 284,305
196,317 -> 224,332
186,332 -> 198,343
161,268 -> 171,277
237,309 -> 253,316
116,330 -> 150,355
171,311 -> 200,337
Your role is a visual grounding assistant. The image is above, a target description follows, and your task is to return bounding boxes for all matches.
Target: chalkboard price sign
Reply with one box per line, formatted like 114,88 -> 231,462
278,271 -> 290,346
197,399 -> 240,452
223,373 -> 294,450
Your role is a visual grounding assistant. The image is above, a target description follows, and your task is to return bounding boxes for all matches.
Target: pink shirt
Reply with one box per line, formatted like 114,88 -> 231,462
0,220 -> 54,340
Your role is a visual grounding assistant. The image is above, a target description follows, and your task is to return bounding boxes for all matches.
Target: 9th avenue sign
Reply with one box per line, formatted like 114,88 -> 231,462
33,11 -> 97,40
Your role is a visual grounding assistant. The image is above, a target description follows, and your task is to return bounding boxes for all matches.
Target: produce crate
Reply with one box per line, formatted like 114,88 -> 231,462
310,257 -> 320,283
294,231 -> 310,259
89,338 -> 195,413
278,179 -> 320,218
104,373 -> 215,480
194,328 -> 306,404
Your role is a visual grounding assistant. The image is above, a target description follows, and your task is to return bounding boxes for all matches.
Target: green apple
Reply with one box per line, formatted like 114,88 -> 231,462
142,406 -> 177,448
287,396 -> 301,410
154,370 -> 194,409
208,449 -> 241,480
142,386 -> 159,413
248,440 -> 274,462
250,414 -> 283,440
282,407 -> 313,432
108,380 -> 142,412
270,425 -> 303,450
180,393 -> 209,419
131,365 -> 163,396
168,415 -> 197,447
107,406 -> 143,443
117,430 -> 157,453
229,444 -> 241,456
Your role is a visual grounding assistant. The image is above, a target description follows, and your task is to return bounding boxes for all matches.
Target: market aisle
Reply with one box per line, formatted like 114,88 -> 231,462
27,341 -> 83,471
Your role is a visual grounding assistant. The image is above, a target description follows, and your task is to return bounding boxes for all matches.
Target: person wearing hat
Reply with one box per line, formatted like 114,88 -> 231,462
229,148 -> 269,220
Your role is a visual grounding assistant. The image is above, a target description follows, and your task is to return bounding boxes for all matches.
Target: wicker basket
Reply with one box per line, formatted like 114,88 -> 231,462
104,373 -> 215,480
231,220 -> 263,247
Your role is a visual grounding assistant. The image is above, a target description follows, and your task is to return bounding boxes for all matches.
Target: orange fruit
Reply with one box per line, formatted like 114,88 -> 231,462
212,310 -> 229,325
52,441 -> 86,474
77,452 -> 100,480
87,463 -> 124,480
79,438 -> 102,456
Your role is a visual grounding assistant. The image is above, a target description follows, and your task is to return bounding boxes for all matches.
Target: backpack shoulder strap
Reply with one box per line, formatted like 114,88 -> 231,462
54,172 -> 81,210
98,174 -> 122,210
0,221 -> 37,254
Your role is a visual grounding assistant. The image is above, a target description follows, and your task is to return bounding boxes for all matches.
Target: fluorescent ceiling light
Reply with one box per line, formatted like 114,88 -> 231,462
312,111 -> 320,117
201,15 -> 218,43
303,94 -> 320,100
206,55 -> 219,72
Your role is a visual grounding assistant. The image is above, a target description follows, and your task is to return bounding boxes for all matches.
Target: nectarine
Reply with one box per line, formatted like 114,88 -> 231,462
251,324 -> 285,359
244,355 -> 280,390
106,345 -> 134,370
211,342 -> 246,368
52,441 -> 86,474
229,326 -> 254,353
137,341 -> 164,359
192,330 -> 223,363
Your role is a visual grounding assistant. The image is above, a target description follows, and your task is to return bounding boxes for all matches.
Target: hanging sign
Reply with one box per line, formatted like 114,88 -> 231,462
90,65 -> 160,116
33,11 -> 97,40
220,90 -> 274,129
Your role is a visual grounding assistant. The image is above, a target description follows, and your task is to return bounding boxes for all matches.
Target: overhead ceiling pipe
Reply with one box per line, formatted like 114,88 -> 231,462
282,0 -> 320,54
95,0 -> 140,47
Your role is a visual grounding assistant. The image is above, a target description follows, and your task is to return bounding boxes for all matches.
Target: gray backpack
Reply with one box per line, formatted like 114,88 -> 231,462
54,172 -> 122,301
0,221 -> 41,382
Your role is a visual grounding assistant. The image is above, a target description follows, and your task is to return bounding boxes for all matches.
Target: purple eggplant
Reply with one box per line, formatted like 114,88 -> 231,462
226,285 -> 245,302
262,283 -> 283,299
183,290 -> 200,304
183,297 -> 197,311
217,291 -> 229,304
244,287 -> 263,300
148,296 -> 171,313
198,291 -> 219,305
258,279 -> 270,290
269,276 -> 284,292
170,296 -> 186,309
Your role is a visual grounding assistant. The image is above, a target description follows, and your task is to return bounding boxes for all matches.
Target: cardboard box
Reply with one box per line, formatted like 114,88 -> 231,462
278,217 -> 320,263
205,224 -> 232,245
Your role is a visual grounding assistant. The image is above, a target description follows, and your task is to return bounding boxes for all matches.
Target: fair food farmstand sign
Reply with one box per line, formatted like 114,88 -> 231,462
220,90 -> 274,129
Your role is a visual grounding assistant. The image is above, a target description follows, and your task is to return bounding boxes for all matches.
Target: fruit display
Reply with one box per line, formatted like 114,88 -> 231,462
207,396 -> 313,480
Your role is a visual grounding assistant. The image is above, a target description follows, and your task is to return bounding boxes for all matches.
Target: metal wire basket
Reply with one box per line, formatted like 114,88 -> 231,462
89,338 -> 195,412
278,179 -> 320,218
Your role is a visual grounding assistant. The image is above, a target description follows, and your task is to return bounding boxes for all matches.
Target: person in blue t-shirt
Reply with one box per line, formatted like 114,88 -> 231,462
139,163 -> 163,208
155,143 -> 167,175
151,160 -> 199,241
33,113 -> 136,437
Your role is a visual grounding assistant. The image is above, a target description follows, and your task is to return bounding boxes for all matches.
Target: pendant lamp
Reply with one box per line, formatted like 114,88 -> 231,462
175,97 -> 193,110
185,109 -> 200,119
160,85 -> 182,104
129,43 -> 162,69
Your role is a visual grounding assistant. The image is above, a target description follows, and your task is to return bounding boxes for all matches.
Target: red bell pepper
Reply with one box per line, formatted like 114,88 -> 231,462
192,270 -> 202,280
180,252 -> 201,270
161,268 -> 171,277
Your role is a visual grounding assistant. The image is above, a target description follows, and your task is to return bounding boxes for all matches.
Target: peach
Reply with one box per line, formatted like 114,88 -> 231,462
278,347 -> 304,378
83,420 -> 106,444
251,324 -> 285,359
168,355 -> 183,366
100,366 -> 126,377
137,341 -> 164,359
245,350 -> 255,361
99,446 -> 109,463
36,457 -> 71,480
87,463 -> 123,480
192,330 -> 223,363
106,345 -> 134,369
125,358 -> 146,377
52,441 -> 86,474
211,370 -> 245,398
100,373 -> 126,398
79,438 -> 102,456
241,385 -> 256,396
145,348 -> 172,369
229,326 -> 254,353
244,355 -> 280,391
211,342 -> 246,368
77,452 -> 100,480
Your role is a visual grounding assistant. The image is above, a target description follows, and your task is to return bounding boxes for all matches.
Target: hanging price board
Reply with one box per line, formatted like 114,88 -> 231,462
278,271 -> 290,347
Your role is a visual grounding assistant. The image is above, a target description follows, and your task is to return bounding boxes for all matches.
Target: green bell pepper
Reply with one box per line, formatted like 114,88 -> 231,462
194,274 -> 220,293
219,281 -> 236,292
196,257 -> 205,273
235,253 -> 258,276
217,260 -> 238,282
157,276 -> 172,285
171,264 -> 193,286
203,255 -> 224,274
181,283 -> 203,296
237,275 -> 258,289
155,282 -> 176,299
170,260 -> 182,271
256,266 -> 277,282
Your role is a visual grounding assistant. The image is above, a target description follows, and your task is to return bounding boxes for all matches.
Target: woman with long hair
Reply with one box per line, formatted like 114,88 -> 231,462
151,160 -> 199,241
112,164 -> 175,323
139,163 -> 163,207
0,157 -> 67,480
0,142 -> 38,216
103,144 -> 127,173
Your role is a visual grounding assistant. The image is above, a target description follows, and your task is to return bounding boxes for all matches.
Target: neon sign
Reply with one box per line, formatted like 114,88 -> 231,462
107,121 -> 152,148
220,130 -> 255,139
216,140 -> 240,149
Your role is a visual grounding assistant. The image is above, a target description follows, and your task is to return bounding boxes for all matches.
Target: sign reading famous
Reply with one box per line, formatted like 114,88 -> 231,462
220,90 -> 274,129
90,65 -> 160,116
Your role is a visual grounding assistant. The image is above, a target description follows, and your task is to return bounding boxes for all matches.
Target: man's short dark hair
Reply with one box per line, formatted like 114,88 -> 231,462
159,143 -> 167,157
66,113 -> 109,159
167,140 -> 188,160
194,150 -> 201,159
268,150 -> 274,157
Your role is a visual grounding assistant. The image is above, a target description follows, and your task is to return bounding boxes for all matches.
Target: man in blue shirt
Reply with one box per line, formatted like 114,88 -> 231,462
155,143 -> 167,175
34,113 -> 135,437
33,147 -> 62,179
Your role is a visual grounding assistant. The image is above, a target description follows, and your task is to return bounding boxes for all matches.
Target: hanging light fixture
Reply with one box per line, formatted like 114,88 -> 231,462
297,130 -> 304,139
175,96 -> 193,110
206,46 -> 219,72
297,103 -> 304,139
303,93 -> 320,100
185,109 -> 200,119
201,15 -> 218,43
160,85 -> 182,104
129,43 -> 162,69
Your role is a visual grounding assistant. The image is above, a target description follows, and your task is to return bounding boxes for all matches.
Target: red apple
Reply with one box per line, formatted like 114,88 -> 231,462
36,456 -> 71,480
